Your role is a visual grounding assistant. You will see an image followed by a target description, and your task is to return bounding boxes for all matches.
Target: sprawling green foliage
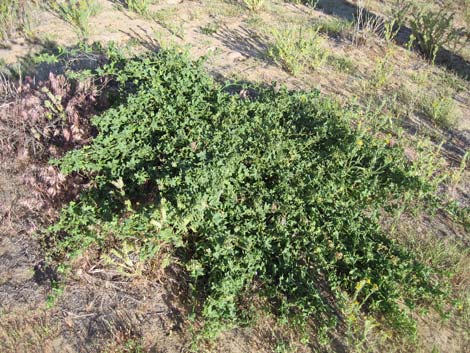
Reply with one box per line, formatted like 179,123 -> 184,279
50,50 -> 447,340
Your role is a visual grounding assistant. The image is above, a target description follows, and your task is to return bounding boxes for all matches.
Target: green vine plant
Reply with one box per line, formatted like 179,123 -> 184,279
48,49 -> 459,346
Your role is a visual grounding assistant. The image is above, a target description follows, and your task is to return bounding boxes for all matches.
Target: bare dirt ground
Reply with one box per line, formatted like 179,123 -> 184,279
1,0 -> 469,352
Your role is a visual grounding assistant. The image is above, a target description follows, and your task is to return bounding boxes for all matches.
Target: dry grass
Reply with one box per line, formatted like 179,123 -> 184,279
0,310 -> 61,353
0,0 -> 44,41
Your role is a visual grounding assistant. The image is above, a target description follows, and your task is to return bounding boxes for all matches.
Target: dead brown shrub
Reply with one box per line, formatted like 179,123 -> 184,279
0,70 -> 111,221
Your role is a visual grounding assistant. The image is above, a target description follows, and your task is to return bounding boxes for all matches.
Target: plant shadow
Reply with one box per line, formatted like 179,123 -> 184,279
214,25 -> 273,65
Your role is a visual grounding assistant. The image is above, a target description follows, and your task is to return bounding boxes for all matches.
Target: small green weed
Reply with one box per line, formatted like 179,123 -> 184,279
359,49 -> 394,99
268,25 -> 328,76
317,17 -> 353,38
385,0 -> 412,41
200,22 -> 219,36
206,0 -> 243,17
121,0 -> 152,17
369,49 -> 394,90
122,339 -> 144,353
0,0 -> 40,41
343,279 -> 380,352
423,95 -> 458,127
410,66 -> 431,86
436,69 -> 468,92
450,151 -> 469,186
104,337 -> 145,353
46,280 -> 64,308
155,8 -> 185,39
243,0 -> 264,12
329,55 -> 357,74
274,340 -> 295,353
51,0 -> 100,39
284,0 -> 319,7
101,241 -> 146,278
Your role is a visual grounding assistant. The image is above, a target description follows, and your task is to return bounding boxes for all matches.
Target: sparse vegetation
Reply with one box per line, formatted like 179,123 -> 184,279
353,1 -> 386,45
243,0 -> 265,12
369,49 -> 394,90
317,17 -> 353,38
154,7 -> 185,39
200,21 -> 219,36
51,0 -> 99,39
329,55 -> 357,74
0,313 -> 60,352
268,25 -> 328,76
0,0 -> 41,40
409,7 -> 464,61
423,94 -> 459,127
121,0 -> 152,17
